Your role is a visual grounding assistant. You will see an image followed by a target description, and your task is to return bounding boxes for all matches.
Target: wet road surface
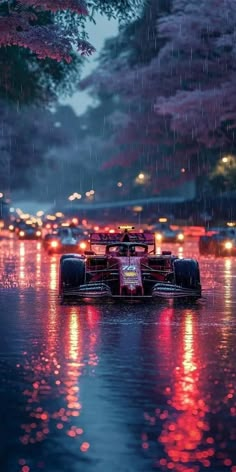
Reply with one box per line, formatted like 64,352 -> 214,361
0,235 -> 236,472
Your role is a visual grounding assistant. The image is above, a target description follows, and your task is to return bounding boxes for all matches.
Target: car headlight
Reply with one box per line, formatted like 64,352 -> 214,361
177,233 -> 184,241
155,233 -> 162,241
51,240 -> 59,248
225,241 -> 233,250
19,231 -> 25,237
79,241 -> 87,250
36,230 -> 41,237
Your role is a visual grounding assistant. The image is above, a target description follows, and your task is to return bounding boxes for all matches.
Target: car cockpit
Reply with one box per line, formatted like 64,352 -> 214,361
105,243 -> 148,257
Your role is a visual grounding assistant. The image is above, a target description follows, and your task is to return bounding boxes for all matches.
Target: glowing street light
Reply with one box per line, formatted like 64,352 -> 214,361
222,156 -> 229,163
0,192 -> 3,198
138,172 -> 145,180
135,172 -> 149,185
117,182 -> 123,187
68,192 -> 82,201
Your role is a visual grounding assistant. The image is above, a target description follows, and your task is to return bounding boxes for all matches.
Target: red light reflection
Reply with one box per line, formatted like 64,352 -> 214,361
158,311 -> 212,471
19,305 -> 100,455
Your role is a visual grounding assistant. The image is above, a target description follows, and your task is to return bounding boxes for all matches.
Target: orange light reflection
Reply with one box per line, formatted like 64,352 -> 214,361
49,257 -> 57,291
19,242 -> 25,284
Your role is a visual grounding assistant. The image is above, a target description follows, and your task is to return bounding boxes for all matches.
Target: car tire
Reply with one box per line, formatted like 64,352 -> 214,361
60,257 -> 85,293
174,259 -> 201,293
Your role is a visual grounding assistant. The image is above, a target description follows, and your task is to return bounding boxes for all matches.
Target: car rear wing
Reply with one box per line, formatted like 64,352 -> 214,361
89,232 -> 155,253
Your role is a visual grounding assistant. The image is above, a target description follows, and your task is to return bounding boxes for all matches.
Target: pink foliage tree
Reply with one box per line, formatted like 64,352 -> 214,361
81,0 -> 236,195
155,0 -> 236,147
0,0 -> 94,62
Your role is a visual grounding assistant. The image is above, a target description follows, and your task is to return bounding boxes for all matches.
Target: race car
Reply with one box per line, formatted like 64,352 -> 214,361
17,223 -> 42,240
42,231 -> 61,251
59,230 -> 201,302
152,221 -> 185,244
199,228 -> 236,256
46,227 -> 88,255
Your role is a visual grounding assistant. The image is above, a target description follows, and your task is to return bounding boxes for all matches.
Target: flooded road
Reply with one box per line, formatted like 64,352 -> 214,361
0,236 -> 236,472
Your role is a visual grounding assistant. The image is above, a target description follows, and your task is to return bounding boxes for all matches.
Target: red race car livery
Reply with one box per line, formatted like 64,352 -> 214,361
59,231 -> 201,302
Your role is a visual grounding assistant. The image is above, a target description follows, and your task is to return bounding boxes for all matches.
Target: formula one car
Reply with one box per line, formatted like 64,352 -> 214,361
199,228 -> 236,256
46,227 -> 88,255
59,230 -> 201,302
152,221 -> 184,244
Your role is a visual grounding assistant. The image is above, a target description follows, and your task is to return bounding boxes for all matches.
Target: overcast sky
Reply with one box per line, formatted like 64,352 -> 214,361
61,14 -> 119,116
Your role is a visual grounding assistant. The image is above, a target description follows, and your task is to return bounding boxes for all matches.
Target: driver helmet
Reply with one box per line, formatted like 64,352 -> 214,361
119,245 -> 128,256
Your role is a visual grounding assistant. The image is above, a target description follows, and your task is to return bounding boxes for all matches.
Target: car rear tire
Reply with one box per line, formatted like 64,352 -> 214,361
60,258 -> 85,294
174,259 -> 201,295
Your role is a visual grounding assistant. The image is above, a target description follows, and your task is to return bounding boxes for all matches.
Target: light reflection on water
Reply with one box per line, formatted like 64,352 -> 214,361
0,239 -> 236,471
158,311 -> 212,471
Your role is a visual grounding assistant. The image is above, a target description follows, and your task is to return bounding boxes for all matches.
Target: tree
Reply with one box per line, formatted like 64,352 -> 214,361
81,0 -> 236,197
80,0 -> 197,197
0,0 -> 144,197
0,0 -> 143,103
155,0 -> 236,148
0,101 -> 66,191
210,155 -> 236,193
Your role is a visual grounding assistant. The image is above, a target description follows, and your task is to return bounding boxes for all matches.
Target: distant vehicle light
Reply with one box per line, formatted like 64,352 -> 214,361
155,233 -> 162,241
19,231 -> 25,237
118,225 -> 135,230
79,242 -> 87,250
109,229 -> 115,233
9,225 -> 14,231
36,230 -> 41,237
158,218 -> 167,223
51,240 -> 59,248
46,224 -> 51,229
177,233 -> 184,241
225,241 -> 233,250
